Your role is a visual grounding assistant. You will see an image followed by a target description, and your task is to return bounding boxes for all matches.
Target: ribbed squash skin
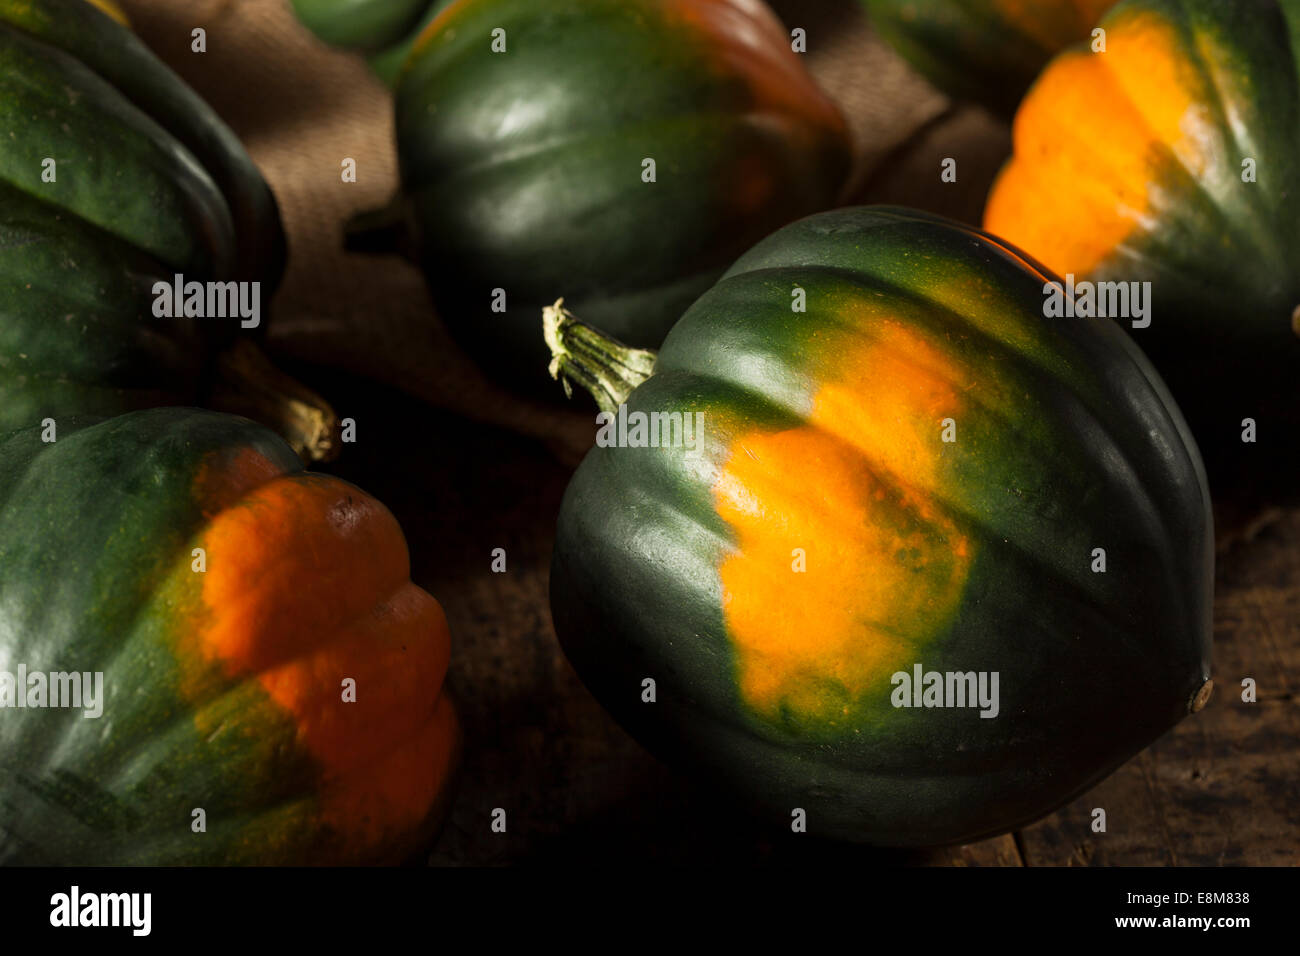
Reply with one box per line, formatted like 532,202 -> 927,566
289,0 -> 450,85
863,0 -> 1117,114
985,0 -> 1300,457
0,0 -> 285,437
0,408 -> 457,865
550,207 -> 1212,846
395,0 -> 851,392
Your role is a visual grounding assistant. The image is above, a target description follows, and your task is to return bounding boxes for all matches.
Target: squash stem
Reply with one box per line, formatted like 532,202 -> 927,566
542,300 -> 657,414
1189,678 -> 1214,714
207,339 -> 340,464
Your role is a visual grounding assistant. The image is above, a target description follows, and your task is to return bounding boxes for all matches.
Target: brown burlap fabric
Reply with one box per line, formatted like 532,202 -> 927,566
116,0 -> 1008,462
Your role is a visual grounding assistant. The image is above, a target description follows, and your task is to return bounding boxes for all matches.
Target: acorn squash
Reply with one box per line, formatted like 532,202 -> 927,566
0,1 -> 329,455
862,0 -> 1118,115
374,0 -> 851,393
289,0 -> 451,86
546,206 -> 1213,845
0,408 -> 457,865
984,0 -> 1300,462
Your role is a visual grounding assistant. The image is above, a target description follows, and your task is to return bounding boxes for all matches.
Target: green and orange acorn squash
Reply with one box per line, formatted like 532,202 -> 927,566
357,0 -> 851,393
862,0 -> 1118,115
0,0 -> 332,459
546,206 -> 1213,845
0,408 -> 457,865
985,0 -> 1300,462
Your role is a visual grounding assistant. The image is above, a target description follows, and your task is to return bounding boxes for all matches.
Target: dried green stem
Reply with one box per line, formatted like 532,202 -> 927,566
542,299 -> 657,414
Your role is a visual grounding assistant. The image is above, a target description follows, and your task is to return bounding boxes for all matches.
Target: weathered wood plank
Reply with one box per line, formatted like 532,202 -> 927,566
930,835 -> 1024,867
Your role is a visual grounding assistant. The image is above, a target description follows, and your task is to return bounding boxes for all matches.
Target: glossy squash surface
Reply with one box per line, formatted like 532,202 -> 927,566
0,408 -> 457,864
0,0 -> 286,437
984,0 -> 1300,453
392,0 -> 852,391
547,206 -> 1213,845
289,0 -> 450,85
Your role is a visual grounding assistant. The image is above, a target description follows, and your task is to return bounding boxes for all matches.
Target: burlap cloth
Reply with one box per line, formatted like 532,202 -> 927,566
115,0 -> 1009,462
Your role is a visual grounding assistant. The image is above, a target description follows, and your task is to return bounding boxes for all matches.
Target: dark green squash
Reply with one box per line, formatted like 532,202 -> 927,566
289,0 -> 451,86
0,0 -> 334,457
369,0 -> 851,394
546,206 -> 1213,845
862,0 -> 1118,115
0,407 -> 458,865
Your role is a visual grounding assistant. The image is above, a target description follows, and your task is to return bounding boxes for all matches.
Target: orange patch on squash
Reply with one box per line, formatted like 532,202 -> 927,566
663,0 -> 849,141
714,320 -> 974,725
727,150 -> 778,217
317,694 -> 459,856
985,10 -> 1204,276
192,447 -> 287,518
193,471 -> 454,845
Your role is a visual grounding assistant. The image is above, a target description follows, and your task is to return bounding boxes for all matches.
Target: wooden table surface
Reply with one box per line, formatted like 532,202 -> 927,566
313,370 -> 1300,867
